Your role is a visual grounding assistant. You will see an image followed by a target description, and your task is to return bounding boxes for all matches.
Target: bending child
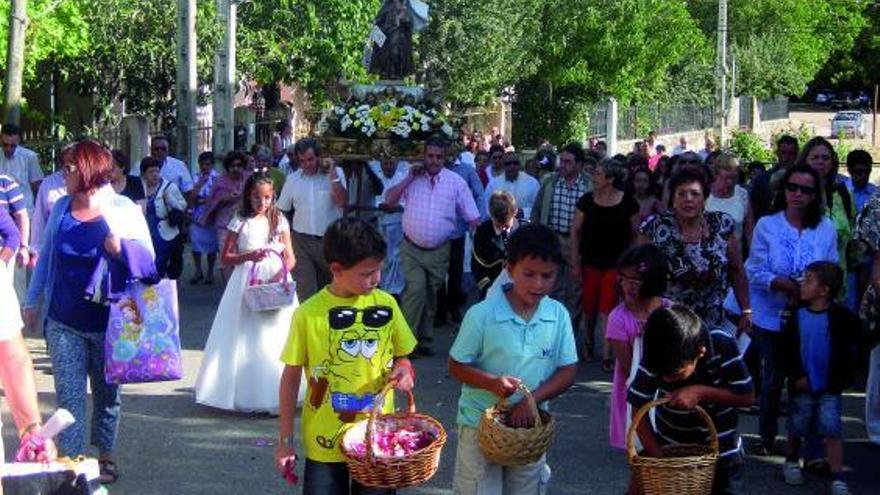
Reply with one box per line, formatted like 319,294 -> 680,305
628,305 -> 754,495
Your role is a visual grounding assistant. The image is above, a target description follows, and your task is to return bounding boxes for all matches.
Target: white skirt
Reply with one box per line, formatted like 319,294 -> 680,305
194,258 -> 304,412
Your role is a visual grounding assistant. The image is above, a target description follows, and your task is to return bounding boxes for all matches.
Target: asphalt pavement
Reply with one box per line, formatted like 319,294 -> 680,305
4,260 -> 879,494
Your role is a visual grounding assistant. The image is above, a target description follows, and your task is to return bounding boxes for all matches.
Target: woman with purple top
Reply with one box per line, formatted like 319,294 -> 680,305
22,140 -> 156,484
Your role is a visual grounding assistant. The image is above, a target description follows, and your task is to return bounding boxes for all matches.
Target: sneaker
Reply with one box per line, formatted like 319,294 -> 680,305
830,479 -> 851,495
783,461 -> 804,485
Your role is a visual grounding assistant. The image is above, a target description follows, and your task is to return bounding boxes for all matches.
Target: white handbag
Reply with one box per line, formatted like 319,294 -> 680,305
243,250 -> 296,312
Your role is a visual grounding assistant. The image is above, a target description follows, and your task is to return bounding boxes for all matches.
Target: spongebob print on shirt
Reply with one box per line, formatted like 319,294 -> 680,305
280,288 -> 417,463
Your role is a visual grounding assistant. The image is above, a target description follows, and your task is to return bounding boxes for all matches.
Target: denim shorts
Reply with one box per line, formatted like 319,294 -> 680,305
787,392 -> 843,438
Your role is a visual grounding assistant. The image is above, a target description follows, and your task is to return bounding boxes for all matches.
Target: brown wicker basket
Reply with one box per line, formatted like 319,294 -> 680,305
340,382 -> 446,489
627,399 -> 719,495
478,383 -> 555,466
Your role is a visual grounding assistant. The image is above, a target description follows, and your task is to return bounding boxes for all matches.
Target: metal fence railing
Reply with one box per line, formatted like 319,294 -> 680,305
617,103 -> 715,140
587,105 -> 608,139
758,97 -> 789,122
739,98 -> 753,128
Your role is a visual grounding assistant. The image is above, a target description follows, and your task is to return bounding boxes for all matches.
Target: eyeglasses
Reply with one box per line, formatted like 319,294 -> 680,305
61,163 -> 78,176
1,142 -> 16,149
151,146 -> 168,151
328,305 -> 393,330
784,183 -> 816,195
491,155 -> 503,160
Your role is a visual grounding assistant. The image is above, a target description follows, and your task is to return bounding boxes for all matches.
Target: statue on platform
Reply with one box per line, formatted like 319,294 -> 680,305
365,0 -> 429,81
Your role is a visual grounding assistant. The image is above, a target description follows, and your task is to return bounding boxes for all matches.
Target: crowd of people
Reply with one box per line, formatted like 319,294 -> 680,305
0,119 -> 878,494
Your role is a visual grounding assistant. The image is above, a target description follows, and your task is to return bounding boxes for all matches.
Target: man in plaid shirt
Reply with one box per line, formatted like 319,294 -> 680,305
531,142 -> 592,347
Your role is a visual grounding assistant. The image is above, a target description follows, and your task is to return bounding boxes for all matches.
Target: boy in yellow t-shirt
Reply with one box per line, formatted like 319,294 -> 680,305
275,217 -> 417,494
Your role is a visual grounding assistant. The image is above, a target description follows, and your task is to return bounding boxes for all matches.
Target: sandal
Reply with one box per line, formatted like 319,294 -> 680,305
99,459 -> 119,484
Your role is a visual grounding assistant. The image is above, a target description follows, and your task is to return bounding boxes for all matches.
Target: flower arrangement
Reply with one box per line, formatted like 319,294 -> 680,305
317,92 -> 456,141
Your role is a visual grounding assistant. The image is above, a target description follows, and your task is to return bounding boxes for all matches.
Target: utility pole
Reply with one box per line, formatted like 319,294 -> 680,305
715,0 -> 728,147
212,0 -> 239,159
176,0 -> 198,171
3,0 -> 27,125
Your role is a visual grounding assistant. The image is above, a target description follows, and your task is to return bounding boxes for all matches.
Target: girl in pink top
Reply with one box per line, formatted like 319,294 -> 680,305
606,244 -> 671,449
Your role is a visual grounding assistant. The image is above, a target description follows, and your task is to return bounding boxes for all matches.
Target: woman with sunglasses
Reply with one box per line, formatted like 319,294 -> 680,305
23,139 -> 156,484
199,151 -> 249,279
745,164 -> 838,457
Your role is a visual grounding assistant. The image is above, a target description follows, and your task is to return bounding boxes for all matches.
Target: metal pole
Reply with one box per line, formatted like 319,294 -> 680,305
873,83 -> 878,148
176,0 -> 198,171
212,0 -> 237,159
715,0 -> 728,147
3,0 -> 27,125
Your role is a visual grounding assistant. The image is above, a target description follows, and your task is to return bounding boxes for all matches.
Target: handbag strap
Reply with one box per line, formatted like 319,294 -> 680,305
247,249 -> 290,288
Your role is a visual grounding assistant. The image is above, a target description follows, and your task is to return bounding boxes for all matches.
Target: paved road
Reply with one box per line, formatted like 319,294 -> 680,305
4,260 -> 879,494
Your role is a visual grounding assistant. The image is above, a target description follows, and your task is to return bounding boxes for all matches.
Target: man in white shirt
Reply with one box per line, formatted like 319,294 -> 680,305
29,170 -> 67,260
671,136 -> 691,156
0,124 -> 44,211
697,135 -> 716,162
368,156 -> 409,296
482,152 -> 539,219
149,135 -> 194,201
277,138 -> 347,300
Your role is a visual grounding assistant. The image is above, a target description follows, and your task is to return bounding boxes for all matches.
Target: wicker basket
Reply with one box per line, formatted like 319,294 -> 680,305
627,399 -> 719,495
340,382 -> 446,489
478,383 -> 555,466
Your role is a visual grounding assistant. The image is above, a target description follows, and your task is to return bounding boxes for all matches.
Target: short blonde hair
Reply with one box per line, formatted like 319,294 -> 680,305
489,190 -> 517,222
712,153 -> 740,176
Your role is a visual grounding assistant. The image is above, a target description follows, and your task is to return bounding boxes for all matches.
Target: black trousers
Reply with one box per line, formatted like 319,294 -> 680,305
436,236 -> 465,320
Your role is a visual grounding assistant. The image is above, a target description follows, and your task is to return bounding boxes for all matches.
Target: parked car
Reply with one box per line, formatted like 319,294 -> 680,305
815,89 -> 835,106
831,110 -> 865,138
831,91 -> 857,109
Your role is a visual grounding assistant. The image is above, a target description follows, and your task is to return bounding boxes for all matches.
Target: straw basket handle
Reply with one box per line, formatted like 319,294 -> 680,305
626,398 -> 719,462
364,381 -> 416,465
247,249 -> 291,289
493,382 -> 543,429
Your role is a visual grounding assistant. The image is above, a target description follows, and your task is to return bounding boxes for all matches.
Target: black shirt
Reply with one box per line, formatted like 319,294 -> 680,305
119,175 -> 146,203
576,192 -> 639,269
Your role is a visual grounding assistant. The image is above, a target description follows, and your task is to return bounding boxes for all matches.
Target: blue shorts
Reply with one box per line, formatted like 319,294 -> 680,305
787,392 -> 843,438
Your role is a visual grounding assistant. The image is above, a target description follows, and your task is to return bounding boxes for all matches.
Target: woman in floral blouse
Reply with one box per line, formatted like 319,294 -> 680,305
639,166 -> 751,330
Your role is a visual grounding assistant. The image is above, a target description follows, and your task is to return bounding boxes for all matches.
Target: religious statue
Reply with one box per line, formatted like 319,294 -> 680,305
365,0 -> 429,81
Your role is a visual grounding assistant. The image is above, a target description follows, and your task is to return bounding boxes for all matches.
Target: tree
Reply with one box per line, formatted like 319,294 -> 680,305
687,0 -> 867,98
1,0 -> 89,122
512,0 -> 707,146
236,1 -> 380,107
811,1 -> 880,92
3,0 -> 27,124
55,0 -> 219,128
416,0 -> 543,107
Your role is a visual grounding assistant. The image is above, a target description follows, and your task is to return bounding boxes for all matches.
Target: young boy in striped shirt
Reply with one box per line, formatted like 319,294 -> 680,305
628,305 -> 755,495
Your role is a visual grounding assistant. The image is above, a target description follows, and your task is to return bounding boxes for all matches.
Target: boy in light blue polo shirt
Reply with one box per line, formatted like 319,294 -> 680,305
449,224 -> 578,494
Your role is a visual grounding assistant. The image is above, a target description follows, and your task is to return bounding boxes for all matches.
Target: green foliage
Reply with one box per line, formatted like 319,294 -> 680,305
56,0 -> 219,128
770,123 -> 814,151
0,0 -> 89,88
236,1 -> 380,107
418,0 -> 543,107
688,0 -> 867,98
512,0 -> 707,146
728,129 -> 773,163
813,2 -> 880,91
